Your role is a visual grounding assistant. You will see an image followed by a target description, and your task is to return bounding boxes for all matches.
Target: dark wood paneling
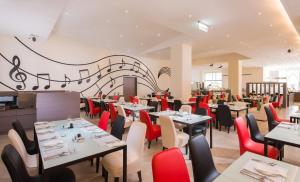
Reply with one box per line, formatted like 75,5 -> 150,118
123,77 -> 137,101
36,92 -> 80,121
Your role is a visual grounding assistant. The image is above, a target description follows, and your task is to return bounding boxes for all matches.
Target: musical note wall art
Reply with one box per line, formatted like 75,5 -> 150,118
78,69 -> 91,84
9,55 -> 27,90
32,73 -> 51,90
119,58 -> 125,69
130,61 -> 140,73
0,36 -> 170,98
61,74 -> 71,88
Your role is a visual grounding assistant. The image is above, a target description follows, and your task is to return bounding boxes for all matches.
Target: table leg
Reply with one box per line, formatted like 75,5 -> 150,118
123,146 -> 127,182
188,125 -> 192,159
210,120 -> 213,148
237,111 -> 239,117
132,111 -> 136,121
264,138 -> 268,157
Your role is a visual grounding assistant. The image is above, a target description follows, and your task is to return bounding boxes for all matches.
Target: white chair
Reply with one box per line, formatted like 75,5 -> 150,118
101,122 -> 147,182
159,115 -> 189,154
7,129 -> 38,170
119,96 -> 125,103
174,105 -> 192,130
117,105 -> 133,128
140,100 -> 148,106
180,105 -> 192,114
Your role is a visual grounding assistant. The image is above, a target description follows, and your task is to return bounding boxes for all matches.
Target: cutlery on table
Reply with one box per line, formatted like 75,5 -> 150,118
251,158 -> 277,166
44,151 -> 69,160
241,169 -> 274,182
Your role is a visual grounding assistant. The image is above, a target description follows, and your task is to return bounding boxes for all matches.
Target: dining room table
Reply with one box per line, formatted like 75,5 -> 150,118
34,118 -> 127,182
149,110 -> 213,148
264,122 -> 300,157
114,102 -> 154,121
214,151 -> 300,182
209,102 -> 249,117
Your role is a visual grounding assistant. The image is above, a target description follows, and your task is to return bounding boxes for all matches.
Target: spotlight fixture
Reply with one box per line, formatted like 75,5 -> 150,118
28,34 -> 38,42
197,21 -> 209,32
218,65 -> 223,68
209,64 -> 213,67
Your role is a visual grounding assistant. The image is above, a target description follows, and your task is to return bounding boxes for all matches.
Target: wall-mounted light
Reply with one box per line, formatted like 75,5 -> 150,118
197,21 -> 209,32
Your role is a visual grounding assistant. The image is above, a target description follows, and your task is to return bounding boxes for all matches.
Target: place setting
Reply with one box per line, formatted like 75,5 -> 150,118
240,158 -> 288,182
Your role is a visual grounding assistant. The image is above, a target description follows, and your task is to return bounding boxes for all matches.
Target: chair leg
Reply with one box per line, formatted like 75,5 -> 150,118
114,177 -> 119,182
185,144 -> 188,155
148,140 -> 151,149
103,166 -> 108,182
227,127 -> 230,133
156,138 -> 158,142
137,170 -> 142,182
96,157 -> 100,173
90,158 -> 93,166
162,147 -> 167,150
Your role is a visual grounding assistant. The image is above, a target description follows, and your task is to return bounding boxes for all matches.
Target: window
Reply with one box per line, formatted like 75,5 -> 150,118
204,72 -> 222,88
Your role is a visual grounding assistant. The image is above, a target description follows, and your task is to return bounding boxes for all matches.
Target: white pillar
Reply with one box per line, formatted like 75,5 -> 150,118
170,44 -> 192,100
228,60 -> 242,96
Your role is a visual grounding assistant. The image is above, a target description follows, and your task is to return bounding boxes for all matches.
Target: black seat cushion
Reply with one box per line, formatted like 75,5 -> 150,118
12,121 -> 37,155
189,135 -> 220,182
1,144 -> 75,182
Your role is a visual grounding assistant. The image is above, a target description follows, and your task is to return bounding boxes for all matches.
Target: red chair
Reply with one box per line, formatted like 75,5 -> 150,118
198,102 -> 215,125
112,95 -> 119,100
235,117 -> 279,159
140,110 -> 161,149
272,95 -> 283,109
98,111 -> 110,131
108,103 -> 118,123
202,96 -> 209,103
189,97 -> 196,113
269,104 -> 289,123
236,95 -> 242,101
156,95 -> 161,99
152,148 -> 190,182
87,99 -> 101,118
161,98 -> 171,111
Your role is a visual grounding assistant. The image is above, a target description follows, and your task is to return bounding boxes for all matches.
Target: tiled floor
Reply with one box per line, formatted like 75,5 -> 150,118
1,105 -> 300,182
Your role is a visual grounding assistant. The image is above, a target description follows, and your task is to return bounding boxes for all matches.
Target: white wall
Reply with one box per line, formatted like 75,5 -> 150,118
0,34 -> 170,97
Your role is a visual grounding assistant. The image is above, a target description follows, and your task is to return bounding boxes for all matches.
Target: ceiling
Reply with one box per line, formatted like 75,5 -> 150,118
0,0 -> 300,66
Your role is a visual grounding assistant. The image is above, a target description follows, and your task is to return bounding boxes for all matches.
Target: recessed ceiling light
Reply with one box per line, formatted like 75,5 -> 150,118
226,34 -> 230,38
106,19 -> 111,23
124,10 -> 129,14
258,12 -> 262,16
157,33 -> 161,37
65,12 -> 70,15
197,21 -> 209,32
135,25 -> 139,28
140,42 -> 144,46
188,14 -> 193,19
269,24 -> 273,27
119,34 -> 124,38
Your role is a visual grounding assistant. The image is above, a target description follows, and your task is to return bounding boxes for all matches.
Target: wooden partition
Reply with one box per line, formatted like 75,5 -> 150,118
36,91 -> 80,121
246,82 -> 287,108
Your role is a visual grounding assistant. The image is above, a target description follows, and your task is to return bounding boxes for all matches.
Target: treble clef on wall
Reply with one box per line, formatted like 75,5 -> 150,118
9,55 -> 27,90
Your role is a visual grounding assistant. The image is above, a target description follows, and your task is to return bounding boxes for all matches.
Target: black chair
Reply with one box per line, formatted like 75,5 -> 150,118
184,108 -> 207,136
231,95 -> 237,102
12,121 -> 37,155
149,101 -> 158,112
217,100 -> 225,105
173,100 -> 182,111
246,113 -> 264,143
111,115 -> 125,140
189,135 -> 220,182
1,144 -> 75,182
246,113 -> 284,160
83,98 -> 90,116
216,105 -> 234,133
264,105 -> 278,131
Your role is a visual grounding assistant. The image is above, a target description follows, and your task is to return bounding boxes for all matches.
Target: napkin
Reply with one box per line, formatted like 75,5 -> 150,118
42,139 -> 64,147
35,123 -> 54,130
241,159 -> 287,182
106,141 -> 126,148
38,133 -> 58,141
43,146 -> 69,160
35,121 -> 49,125
278,123 -> 293,129
36,129 -> 55,134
